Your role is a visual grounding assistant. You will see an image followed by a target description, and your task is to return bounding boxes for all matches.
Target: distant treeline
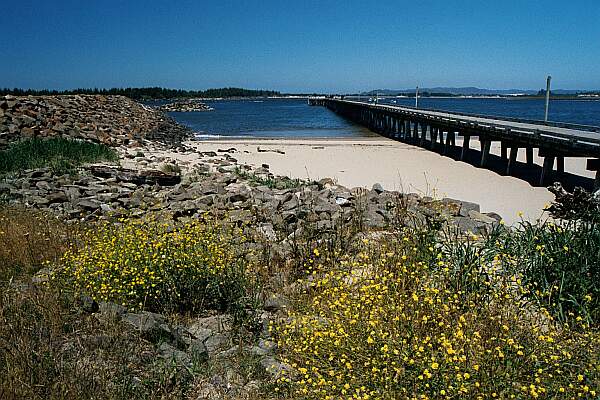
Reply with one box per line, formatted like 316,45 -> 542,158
0,87 -> 281,100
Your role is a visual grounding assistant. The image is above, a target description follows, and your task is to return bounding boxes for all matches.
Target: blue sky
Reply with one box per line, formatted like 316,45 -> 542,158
1,0 -> 599,92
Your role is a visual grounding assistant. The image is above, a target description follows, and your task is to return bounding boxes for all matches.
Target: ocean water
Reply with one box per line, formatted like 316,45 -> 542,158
163,98 -> 600,139
164,99 -> 376,139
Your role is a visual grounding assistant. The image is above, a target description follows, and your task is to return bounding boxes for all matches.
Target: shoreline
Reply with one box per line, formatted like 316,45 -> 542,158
128,135 -> 598,225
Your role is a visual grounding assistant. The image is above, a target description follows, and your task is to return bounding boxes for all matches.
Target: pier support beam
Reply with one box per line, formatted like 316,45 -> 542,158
480,139 -> 491,167
526,147 -> 534,165
461,135 -> 470,160
506,147 -> 519,175
586,159 -> 600,190
540,156 -> 555,186
556,156 -> 565,174
420,124 -> 427,146
501,142 -> 508,160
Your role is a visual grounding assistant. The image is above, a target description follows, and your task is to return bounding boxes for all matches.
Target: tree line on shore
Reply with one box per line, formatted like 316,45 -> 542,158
0,87 -> 281,100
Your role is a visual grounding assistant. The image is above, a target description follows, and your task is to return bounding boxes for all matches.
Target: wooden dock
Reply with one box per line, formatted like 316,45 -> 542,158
309,97 -> 600,189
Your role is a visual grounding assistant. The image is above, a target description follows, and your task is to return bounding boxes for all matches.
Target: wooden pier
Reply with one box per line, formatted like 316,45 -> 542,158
309,97 -> 600,189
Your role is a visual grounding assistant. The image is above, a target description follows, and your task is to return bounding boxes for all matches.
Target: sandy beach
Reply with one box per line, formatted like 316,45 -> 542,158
136,136 -> 584,225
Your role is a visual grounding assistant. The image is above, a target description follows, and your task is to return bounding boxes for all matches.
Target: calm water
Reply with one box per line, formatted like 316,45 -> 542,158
164,98 -> 600,139
165,99 -> 376,139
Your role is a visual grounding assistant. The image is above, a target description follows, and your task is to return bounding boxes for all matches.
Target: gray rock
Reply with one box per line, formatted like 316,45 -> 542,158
453,216 -> 488,235
226,183 -> 251,203
280,194 -> 299,211
260,356 -> 290,378
77,199 -> 100,210
264,294 -> 289,312
459,201 -> 481,217
485,212 -> 503,222
47,191 -> 68,203
122,311 -> 173,343
204,333 -> 230,356
467,210 -> 497,225
188,339 -> 209,363
158,342 -> 192,368
372,183 -> 384,194
35,181 -> 51,191
257,223 -> 277,241
28,195 -> 50,206
250,339 -> 277,356
190,314 -> 232,333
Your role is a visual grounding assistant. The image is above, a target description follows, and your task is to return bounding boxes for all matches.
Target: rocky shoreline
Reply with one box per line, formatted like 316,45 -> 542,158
1,140 -> 500,234
158,100 -> 214,112
0,94 -> 191,148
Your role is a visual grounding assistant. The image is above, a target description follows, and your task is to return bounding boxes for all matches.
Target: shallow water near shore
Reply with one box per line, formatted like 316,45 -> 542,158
163,97 -> 600,139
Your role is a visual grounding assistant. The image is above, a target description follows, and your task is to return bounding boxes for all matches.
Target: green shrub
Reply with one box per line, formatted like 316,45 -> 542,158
493,218 -> 600,324
160,163 -> 182,175
0,137 -> 118,175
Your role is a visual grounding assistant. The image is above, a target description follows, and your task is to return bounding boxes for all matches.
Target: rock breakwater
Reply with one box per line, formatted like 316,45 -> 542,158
0,94 -> 191,148
158,100 -> 213,112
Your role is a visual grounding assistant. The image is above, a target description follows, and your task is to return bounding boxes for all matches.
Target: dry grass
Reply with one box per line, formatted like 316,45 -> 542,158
0,284 -> 197,399
0,207 -> 75,283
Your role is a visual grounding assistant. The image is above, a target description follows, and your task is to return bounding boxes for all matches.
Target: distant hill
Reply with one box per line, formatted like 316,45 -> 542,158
362,87 -> 585,96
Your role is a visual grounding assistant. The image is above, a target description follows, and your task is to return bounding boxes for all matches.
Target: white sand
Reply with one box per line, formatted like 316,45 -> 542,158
161,137 -> 595,225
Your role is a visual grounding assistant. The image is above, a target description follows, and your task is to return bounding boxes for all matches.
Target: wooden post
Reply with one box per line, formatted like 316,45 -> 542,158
461,134 -> 470,160
586,159 -> 600,190
540,156 -> 555,185
526,147 -> 534,165
480,139 -> 491,167
556,156 -> 565,173
506,147 -> 519,175
443,130 -> 452,155
431,127 -> 438,149
420,124 -> 427,146
447,131 -> 455,146
501,142 -> 508,160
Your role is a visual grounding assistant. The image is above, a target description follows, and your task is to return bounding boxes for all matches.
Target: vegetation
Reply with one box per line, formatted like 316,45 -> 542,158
53,215 -> 255,317
1,184 -> 600,398
233,166 -> 307,189
0,137 -> 118,175
495,218 -> 599,324
160,162 -> 182,175
0,208 -> 75,283
0,284 -> 190,400
0,208 -> 259,399
1,87 -> 281,100
273,216 -> 600,399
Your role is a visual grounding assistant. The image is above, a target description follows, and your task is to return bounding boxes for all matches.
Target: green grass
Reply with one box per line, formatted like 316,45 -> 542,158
234,166 -> 309,189
0,137 -> 118,175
